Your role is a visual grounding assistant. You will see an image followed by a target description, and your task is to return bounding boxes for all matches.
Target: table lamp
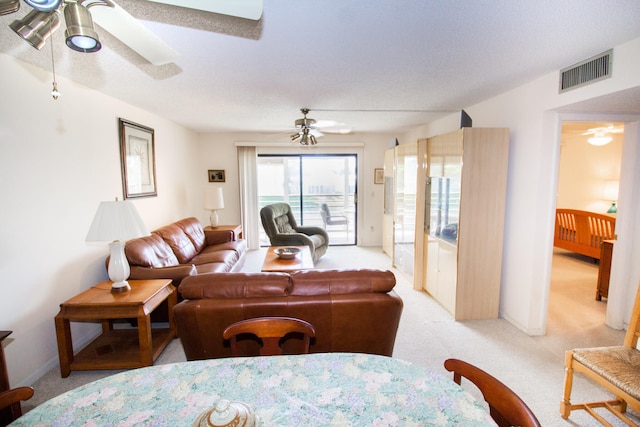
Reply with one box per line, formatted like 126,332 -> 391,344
205,187 -> 224,227
86,199 -> 150,293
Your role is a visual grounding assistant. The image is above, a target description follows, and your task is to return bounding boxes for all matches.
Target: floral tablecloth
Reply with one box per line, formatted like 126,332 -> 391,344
13,353 -> 496,426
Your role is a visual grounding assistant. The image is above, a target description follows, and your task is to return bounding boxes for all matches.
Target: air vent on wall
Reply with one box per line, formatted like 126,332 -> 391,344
559,49 -> 612,93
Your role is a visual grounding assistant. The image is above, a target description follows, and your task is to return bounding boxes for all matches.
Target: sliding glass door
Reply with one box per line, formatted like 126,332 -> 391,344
257,154 -> 357,245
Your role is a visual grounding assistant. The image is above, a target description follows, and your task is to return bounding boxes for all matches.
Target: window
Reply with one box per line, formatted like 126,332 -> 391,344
257,154 -> 357,245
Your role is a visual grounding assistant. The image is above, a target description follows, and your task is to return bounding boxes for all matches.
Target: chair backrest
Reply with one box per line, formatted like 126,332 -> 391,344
260,203 -> 299,238
319,204 -> 329,226
223,317 -> 316,356
624,283 -> 640,349
444,358 -> 541,427
0,387 -> 34,427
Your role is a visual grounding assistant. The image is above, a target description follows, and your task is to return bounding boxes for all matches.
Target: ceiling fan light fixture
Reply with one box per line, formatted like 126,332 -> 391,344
0,0 -> 19,16
23,0 -> 61,12
64,2 -> 101,52
587,135 -> 612,146
9,8 -> 60,49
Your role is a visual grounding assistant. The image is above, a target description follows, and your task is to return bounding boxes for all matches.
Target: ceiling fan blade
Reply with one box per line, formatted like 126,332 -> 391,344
90,1 -> 179,65
144,0 -> 263,20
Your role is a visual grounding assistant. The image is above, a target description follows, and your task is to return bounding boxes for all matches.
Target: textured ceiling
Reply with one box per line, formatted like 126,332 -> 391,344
1,0 -> 640,136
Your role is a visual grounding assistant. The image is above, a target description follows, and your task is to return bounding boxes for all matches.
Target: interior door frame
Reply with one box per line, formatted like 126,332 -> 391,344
552,111 -> 640,330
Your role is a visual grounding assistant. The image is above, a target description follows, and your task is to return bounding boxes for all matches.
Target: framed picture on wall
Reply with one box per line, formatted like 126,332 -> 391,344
374,168 -> 384,184
119,118 -> 157,199
208,170 -> 226,182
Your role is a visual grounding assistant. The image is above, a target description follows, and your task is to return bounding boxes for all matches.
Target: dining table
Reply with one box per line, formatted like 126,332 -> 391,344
11,352 -> 497,426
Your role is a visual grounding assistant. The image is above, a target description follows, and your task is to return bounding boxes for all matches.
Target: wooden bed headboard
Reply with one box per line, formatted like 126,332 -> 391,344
554,209 -> 616,259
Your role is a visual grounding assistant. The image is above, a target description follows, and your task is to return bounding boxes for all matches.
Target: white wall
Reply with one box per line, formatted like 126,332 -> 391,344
0,53 -> 201,387
197,133 -> 396,247
557,133 -> 623,212
400,37 -> 640,335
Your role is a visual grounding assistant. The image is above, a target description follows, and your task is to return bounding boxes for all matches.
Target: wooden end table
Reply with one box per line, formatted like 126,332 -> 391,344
55,279 -> 177,378
261,246 -> 314,272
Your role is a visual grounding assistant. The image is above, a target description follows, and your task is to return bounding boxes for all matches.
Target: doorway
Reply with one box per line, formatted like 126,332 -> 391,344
548,121 -> 623,337
257,154 -> 357,246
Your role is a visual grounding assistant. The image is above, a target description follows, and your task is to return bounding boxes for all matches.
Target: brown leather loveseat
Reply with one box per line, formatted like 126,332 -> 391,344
124,217 -> 247,287
174,269 -> 404,360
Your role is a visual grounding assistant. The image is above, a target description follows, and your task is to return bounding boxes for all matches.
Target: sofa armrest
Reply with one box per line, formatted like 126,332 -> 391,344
129,264 -> 197,286
205,229 -> 234,245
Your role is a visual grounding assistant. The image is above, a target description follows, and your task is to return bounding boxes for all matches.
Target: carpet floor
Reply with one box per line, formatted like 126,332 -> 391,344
23,246 -> 638,426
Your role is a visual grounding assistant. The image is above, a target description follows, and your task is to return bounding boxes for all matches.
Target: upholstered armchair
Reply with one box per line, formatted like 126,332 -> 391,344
260,203 -> 329,262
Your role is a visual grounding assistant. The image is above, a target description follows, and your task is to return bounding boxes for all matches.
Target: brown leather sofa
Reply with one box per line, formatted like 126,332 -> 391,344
124,217 -> 247,287
174,269 -> 404,360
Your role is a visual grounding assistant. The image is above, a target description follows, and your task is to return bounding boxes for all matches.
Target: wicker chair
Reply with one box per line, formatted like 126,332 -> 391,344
560,283 -> 640,425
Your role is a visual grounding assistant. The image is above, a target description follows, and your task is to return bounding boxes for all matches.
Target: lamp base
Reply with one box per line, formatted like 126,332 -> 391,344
607,201 -> 617,214
209,210 -> 219,227
108,240 -> 131,293
111,281 -> 131,293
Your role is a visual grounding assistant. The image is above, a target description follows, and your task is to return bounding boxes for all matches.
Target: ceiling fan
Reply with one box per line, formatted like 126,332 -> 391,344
1,0 -> 263,66
290,108 -> 353,146
583,125 -> 623,146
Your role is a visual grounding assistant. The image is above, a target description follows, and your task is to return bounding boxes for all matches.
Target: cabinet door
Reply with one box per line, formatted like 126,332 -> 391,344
393,143 -> 418,280
382,149 -> 395,257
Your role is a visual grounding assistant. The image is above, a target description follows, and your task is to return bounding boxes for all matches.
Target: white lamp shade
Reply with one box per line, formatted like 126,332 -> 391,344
205,187 -> 225,210
86,200 -> 150,242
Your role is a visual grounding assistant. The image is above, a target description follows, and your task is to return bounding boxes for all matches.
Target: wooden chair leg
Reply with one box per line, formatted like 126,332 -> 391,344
560,350 -> 574,419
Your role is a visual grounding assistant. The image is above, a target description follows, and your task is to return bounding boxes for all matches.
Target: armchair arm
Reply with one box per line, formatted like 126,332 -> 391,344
296,225 -> 329,241
269,233 -> 314,248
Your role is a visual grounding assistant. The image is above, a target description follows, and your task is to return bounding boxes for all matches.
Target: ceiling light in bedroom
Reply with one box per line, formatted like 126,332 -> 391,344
587,129 -> 613,146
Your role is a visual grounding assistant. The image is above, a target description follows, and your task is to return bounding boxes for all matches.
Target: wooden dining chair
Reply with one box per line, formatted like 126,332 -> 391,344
444,358 -> 541,427
0,386 -> 34,427
223,317 -> 316,356
560,283 -> 640,426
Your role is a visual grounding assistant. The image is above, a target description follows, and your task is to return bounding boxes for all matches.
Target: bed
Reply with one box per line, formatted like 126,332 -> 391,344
554,209 -> 616,260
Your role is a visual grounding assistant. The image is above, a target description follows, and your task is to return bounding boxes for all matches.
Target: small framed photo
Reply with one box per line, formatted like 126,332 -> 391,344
208,170 -> 226,182
119,118 -> 157,199
374,168 -> 384,184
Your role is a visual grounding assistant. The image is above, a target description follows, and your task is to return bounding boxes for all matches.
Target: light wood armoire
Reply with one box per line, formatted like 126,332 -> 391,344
415,128 -> 510,320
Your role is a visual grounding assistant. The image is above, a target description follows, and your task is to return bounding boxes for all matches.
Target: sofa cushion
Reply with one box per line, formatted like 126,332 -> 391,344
180,272 -> 291,299
194,263 -> 233,274
191,249 -> 238,267
155,224 -> 198,264
175,217 -> 207,253
200,240 -> 247,258
125,233 -> 179,268
290,269 -> 396,295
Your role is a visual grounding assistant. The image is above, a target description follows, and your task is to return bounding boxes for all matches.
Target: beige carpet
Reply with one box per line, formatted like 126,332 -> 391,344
23,246 -> 638,426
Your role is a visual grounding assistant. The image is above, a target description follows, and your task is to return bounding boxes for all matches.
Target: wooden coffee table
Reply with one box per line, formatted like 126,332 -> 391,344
261,246 -> 314,272
55,279 -> 176,377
